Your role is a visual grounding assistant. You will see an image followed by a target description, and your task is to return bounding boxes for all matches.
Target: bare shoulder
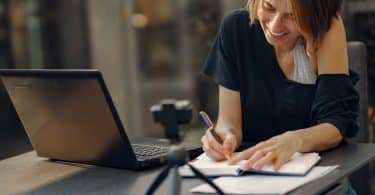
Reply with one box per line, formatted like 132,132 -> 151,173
316,15 -> 349,75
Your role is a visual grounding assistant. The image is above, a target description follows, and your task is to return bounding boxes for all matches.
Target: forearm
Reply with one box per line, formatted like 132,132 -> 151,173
291,123 -> 343,153
217,85 -> 243,149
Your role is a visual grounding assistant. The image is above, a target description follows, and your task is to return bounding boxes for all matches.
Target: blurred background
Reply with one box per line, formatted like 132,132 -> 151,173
0,0 -> 374,193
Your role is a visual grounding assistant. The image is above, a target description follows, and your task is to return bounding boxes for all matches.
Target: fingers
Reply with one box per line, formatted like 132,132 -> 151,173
241,147 -> 273,170
228,133 -> 298,171
229,141 -> 269,164
253,152 -> 275,170
228,148 -> 255,165
228,140 -> 287,171
201,129 -> 233,161
234,146 -> 290,171
201,135 -> 225,161
222,134 -> 237,156
206,129 -> 225,151
243,151 -> 287,171
274,158 -> 283,171
273,156 -> 289,171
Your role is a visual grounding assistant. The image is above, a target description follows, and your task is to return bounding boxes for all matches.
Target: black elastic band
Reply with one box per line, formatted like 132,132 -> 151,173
187,164 -> 226,195
146,164 -> 171,195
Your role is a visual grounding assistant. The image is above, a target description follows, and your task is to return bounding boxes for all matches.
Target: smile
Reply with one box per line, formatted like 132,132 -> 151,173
269,30 -> 287,37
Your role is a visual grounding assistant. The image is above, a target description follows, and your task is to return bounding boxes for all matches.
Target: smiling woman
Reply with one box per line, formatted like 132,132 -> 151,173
200,0 -> 359,193
249,0 -> 301,52
248,0 -> 342,50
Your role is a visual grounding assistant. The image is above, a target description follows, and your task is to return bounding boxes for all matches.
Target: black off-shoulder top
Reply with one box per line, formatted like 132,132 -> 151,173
202,10 -> 359,143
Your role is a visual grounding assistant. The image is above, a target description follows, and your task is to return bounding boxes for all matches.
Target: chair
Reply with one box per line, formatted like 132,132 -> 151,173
347,41 -> 371,195
348,41 -> 369,142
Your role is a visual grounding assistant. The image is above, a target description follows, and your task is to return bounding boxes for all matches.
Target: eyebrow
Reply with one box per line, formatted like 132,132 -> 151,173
264,0 -> 293,15
263,0 -> 274,9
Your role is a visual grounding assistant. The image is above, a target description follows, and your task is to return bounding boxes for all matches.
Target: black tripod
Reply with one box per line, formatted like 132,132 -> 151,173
147,100 -> 225,195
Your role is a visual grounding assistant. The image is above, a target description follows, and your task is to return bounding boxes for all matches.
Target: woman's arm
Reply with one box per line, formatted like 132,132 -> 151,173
291,124 -> 342,153
217,86 -> 243,145
293,15 -> 348,152
229,15 -> 352,170
316,15 -> 349,75
201,85 -> 243,161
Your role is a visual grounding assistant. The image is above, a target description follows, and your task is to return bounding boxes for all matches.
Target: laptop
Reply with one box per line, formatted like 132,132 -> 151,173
0,80 -> 32,160
0,69 -> 201,170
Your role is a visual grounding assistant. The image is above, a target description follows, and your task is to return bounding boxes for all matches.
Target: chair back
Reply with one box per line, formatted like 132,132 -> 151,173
348,41 -> 369,142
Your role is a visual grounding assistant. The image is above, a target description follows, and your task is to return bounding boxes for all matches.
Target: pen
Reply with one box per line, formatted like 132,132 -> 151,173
199,111 -> 231,160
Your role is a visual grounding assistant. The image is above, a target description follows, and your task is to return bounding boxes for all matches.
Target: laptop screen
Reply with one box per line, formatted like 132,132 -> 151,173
0,80 -> 32,159
0,70 -> 137,168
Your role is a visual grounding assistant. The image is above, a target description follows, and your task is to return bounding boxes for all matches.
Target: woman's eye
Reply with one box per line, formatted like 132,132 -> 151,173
286,13 -> 295,20
263,3 -> 275,11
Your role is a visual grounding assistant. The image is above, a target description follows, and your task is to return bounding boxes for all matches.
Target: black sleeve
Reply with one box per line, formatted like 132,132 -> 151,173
202,11 -> 240,91
311,74 -> 359,138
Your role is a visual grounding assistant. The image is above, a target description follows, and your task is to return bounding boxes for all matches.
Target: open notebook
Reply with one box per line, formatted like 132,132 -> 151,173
190,166 -> 338,195
179,152 -> 320,177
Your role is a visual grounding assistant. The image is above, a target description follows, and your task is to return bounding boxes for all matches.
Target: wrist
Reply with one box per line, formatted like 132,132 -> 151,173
287,131 -> 303,152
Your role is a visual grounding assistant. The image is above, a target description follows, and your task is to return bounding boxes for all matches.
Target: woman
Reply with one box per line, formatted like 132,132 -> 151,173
201,0 -> 358,176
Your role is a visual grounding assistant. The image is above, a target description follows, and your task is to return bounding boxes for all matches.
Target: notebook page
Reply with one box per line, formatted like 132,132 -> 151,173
243,152 -> 321,176
190,166 -> 339,195
179,153 -> 240,176
179,152 -> 320,177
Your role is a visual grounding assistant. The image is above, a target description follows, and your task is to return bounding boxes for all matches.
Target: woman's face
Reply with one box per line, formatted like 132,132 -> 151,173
257,0 -> 301,50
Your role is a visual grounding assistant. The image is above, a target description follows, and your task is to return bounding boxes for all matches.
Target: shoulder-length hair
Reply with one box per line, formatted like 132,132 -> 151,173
247,0 -> 342,48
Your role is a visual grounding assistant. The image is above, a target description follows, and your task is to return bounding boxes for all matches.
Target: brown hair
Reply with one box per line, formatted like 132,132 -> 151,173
247,0 -> 342,48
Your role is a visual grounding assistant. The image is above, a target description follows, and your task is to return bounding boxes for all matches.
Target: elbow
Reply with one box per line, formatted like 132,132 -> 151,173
330,125 -> 344,148
333,132 -> 343,147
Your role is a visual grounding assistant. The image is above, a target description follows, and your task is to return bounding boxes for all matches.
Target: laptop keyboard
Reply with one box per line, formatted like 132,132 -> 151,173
132,144 -> 169,157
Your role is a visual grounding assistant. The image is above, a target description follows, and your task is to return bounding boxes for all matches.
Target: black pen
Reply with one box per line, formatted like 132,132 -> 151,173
199,111 -> 231,160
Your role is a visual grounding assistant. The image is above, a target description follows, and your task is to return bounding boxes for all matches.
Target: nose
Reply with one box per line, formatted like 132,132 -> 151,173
268,14 -> 284,33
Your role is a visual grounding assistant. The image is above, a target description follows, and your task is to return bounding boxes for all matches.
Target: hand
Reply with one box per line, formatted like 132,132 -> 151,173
229,131 -> 301,171
201,128 -> 237,161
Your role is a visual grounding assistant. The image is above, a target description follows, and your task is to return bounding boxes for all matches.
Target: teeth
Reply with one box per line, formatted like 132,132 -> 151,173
270,30 -> 286,36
